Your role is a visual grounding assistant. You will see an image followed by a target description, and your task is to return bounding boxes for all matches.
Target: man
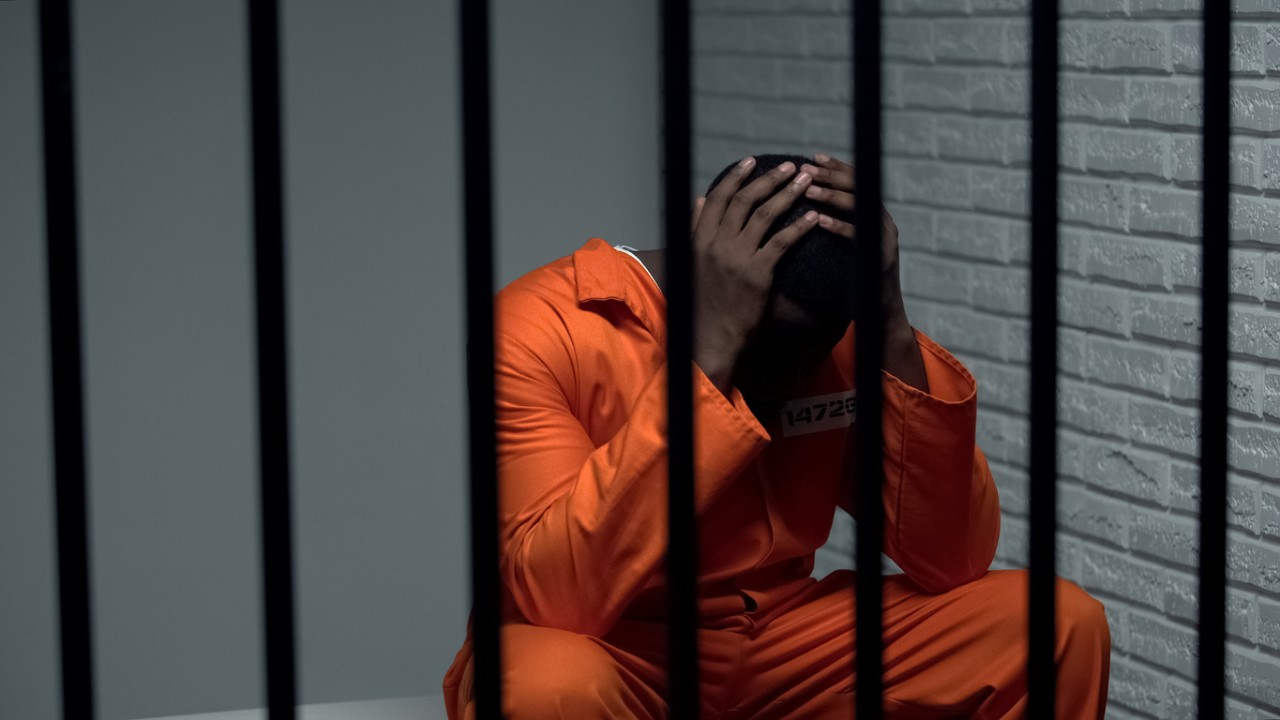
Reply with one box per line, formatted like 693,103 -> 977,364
443,153 -> 1110,718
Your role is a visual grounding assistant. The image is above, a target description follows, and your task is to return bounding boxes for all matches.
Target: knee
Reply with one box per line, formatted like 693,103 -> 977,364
501,624 -> 624,717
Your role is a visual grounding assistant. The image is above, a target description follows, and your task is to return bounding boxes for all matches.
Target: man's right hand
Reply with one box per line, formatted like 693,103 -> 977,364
692,157 -> 818,396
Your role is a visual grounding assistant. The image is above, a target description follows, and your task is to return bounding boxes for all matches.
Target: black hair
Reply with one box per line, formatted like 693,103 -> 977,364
705,153 -> 857,324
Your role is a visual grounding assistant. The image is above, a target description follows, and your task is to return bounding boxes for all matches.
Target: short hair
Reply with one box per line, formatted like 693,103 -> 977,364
705,153 -> 857,324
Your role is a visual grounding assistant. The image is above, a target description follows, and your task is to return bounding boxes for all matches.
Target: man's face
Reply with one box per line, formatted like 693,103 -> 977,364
732,292 -> 850,419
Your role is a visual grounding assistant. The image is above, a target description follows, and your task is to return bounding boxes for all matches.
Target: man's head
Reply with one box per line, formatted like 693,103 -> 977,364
704,153 -> 858,415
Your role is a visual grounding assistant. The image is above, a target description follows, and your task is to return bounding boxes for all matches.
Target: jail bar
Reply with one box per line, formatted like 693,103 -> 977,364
38,0 -> 96,717
459,0 -> 503,717
1027,0 -> 1060,715
247,1 -> 299,717
1196,0 -> 1231,714
851,0 -> 887,717
660,1 -> 700,716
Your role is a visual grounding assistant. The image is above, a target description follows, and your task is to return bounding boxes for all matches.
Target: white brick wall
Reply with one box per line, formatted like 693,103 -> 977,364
693,0 -> 1280,716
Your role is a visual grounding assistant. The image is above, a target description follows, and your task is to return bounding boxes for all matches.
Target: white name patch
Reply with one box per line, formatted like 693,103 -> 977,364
779,390 -> 857,437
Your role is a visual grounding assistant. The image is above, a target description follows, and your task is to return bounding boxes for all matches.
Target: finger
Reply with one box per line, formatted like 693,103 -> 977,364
757,210 -> 820,265
691,196 -> 706,232
804,153 -> 854,191
720,161 -> 798,235
817,212 -> 855,239
740,169 -> 812,246
697,157 -> 755,239
803,184 -> 855,212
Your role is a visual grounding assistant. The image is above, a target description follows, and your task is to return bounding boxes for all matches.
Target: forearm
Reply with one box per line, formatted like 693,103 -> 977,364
882,291 -> 929,394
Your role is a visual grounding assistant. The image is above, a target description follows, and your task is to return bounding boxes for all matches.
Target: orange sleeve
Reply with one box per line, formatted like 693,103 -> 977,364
841,328 -> 1001,593
494,292 -> 770,638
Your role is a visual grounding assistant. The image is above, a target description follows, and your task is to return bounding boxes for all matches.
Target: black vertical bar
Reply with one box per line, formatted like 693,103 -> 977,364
38,1 -> 96,717
1028,0 -> 1060,714
1196,0 -> 1230,715
247,1 -> 298,717
661,0 -> 698,717
852,1 -> 885,718
459,1 -> 502,718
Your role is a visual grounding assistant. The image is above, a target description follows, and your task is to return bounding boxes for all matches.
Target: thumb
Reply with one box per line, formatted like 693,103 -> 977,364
691,196 -> 706,232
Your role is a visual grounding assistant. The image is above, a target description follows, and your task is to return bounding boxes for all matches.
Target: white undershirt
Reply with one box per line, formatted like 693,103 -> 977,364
613,244 -> 659,288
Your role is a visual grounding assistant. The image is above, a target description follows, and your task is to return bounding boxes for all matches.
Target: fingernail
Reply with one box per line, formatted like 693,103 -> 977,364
793,172 -> 812,186
815,153 -> 830,163
804,186 -> 821,197
803,211 -> 818,222
818,214 -> 833,227
739,156 -> 755,169
778,162 -> 795,174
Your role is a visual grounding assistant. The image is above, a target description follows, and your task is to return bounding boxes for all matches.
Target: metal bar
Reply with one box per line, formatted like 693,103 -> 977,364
459,0 -> 502,717
247,1 -> 298,717
1027,0 -> 1061,714
661,0 -> 698,716
1196,0 -> 1230,714
38,0 -> 96,716
852,1 -> 885,717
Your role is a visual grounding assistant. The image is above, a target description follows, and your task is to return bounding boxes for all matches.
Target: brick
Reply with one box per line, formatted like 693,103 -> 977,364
695,15 -> 751,54
1228,535 -> 1280,595
1128,0 -> 1197,15
805,17 -> 852,58
936,117 -> 1020,165
1061,75 -> 1128,122
1260,596 -> 1280,651
1164,581 -> 1256,644
1169,135 -> 1262,188
777,59 -> 850,102
1169,355 -> 1266,417
1061,485 -> 1130,548
1004,19 -> 1030,65
1229,307 -> 1280,361
970,0 -> 1029,12
1059,227 -> 1088,275
745,16 -> 808,57
1226,644 -> 1280,709
1061,0 -> 1127,16
1171,24 -> 1266,76
1229,195 -> 1280,247
1167,461 -> 1198,513
1003,318 -> 1030,363
1059,379 -> 1130,439
1131,397 -> 1200,456
1082,441 -> 1170,507
696,56 -> 781,98
1268,25 -> 1280,75
747,102 -> 809,142
1231,82 -> 1280,133
973,360 -> 1029,413
1060,177 -> 1128,231
928,303 -> 1009,361
1088,23 -> 1171,72
1129,79 -> 1202,127
802,104 -> 852,148
1086,233 -> 1167,288
1004,219 -> 1031,264
1060,279 -> 1130,336
1060,21 -> 1090,70
1084,128 -> 1168,179
883,19 -> 933,62
901,68 -> 971,110
989,460 -> 1029,514
971,264 -> 1028,314
895,0 -> 970,13
1131,507 -> 1198,568
1129,612 -> 1198,679
696,96 -> 753,139
1109,660 -> 1168,718
884,112 -> 934,158
968,70 -> 1029,114
1082,548 -> 1166,611
1265,371 -> 1280,420
1058,429 -> 1087,478
901,253 -> 972,303
1057,124 -> 1088,171
995,512 -> 1027,565
933,212 -> 1010,262
1132,295 -> 1199,344
971,168 -> 1028,216
1228,419 -> 1280,478
1085,335 -> 1167,395
1129,186 -> 1201,238
897,160 -> 972,209
1060,328 -> 1087,379
934,20 -> 1007,64
1264,141 -> 1280,190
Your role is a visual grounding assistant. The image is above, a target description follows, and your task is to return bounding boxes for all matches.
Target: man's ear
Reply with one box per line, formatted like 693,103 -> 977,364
692,196 -> 706,232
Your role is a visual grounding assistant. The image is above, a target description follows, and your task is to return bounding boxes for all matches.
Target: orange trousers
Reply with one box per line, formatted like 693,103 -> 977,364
445,569 -> 1110,719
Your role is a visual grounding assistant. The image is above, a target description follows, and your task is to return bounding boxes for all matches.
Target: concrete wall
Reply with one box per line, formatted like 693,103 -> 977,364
693,0 -> 1280,717
0,1 -> 659,718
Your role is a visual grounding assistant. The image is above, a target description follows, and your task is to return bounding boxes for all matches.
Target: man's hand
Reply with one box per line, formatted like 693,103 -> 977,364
693,157 -> 819,396
799,153 -> 930,394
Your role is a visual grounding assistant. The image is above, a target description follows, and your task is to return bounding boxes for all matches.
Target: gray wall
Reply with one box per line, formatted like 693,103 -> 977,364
0,1 -> 659,718
692,0 -> 1280,717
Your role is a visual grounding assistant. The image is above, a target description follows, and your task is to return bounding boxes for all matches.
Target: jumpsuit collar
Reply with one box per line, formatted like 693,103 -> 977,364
572,238 -> 667,344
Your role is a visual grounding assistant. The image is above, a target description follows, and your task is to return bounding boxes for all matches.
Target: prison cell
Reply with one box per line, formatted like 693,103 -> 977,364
33,0 -> 1234,717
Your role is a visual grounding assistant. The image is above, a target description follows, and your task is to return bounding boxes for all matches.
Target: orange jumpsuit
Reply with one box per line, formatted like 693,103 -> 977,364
443,238 -> 1110,719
